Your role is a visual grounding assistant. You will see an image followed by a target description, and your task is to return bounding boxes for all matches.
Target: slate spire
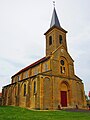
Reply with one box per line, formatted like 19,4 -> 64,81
50,7 -> 61,28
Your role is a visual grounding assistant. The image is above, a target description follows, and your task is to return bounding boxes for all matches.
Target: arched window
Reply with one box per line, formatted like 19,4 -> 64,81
34,81 -> 36,94
49,36 -> 52,45
59,35 -> 62,44
60,60 -> 65,74
24,84 -> 26,96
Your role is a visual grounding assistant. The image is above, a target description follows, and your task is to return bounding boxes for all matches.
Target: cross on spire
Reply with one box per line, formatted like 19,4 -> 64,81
53,1 -> 55,7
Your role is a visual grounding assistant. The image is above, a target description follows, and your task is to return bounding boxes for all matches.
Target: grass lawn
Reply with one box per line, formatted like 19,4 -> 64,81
0,106 -> 90,120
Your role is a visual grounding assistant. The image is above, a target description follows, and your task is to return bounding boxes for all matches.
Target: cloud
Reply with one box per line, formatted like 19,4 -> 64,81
0,57 -> 24,68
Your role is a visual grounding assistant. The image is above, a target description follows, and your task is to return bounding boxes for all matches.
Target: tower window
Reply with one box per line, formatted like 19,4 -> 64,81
59,35 -> 62,44
24,84 -> 26,96
49,36 -> 52,45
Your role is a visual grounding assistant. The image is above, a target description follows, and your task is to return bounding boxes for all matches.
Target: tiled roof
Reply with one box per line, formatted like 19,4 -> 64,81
12,56 -> 50,78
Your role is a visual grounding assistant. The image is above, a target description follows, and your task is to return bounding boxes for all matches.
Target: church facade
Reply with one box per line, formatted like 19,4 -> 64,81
2,7 -> 86,110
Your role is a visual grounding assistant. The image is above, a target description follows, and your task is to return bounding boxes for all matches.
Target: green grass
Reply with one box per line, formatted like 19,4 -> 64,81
0,106 -> 90,120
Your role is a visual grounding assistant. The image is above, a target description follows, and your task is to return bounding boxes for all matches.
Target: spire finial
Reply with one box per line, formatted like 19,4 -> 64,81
53,1 -> 55,7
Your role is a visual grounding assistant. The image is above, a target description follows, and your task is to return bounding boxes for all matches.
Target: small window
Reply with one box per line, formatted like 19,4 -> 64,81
60,66 -> 62,73
34,81 -> 36,94
63,67 -> 65,71
62,67 -> 65,74
60,60 -> 64,65
60,66 -> 65,74
59,35 -> 62,44
24,84 -> 26,96
49,36 -> 52,45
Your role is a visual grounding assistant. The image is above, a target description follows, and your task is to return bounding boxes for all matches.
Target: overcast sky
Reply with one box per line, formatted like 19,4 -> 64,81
0,0 -> 90,95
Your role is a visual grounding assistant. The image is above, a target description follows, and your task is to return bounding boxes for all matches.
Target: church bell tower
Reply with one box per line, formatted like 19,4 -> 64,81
44,7 -> 68,56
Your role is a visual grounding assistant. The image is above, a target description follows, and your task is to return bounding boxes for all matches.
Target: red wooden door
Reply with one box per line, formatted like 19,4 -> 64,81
61,91 -> 67,107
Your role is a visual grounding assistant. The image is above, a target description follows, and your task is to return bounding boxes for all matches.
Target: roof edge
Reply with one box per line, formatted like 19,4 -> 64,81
11,56 -> 50,78
44,26 -> 67,35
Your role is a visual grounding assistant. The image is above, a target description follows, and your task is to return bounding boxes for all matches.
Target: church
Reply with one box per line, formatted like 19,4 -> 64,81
2,7 -> 86,110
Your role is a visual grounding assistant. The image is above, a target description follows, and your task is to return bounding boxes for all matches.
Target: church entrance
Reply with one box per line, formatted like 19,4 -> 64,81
61,91 -> 67,107
60,81 -> 70,107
